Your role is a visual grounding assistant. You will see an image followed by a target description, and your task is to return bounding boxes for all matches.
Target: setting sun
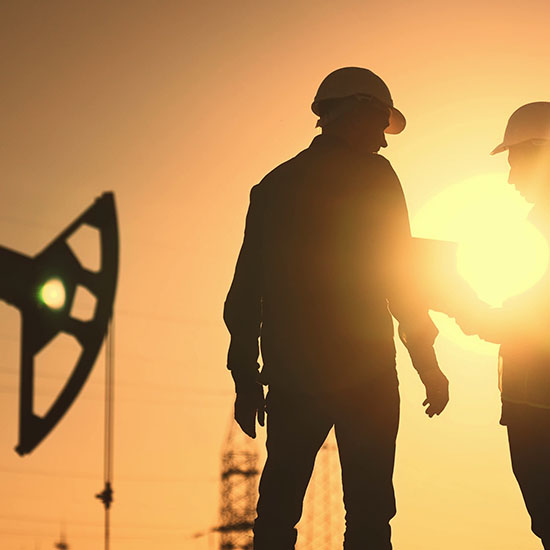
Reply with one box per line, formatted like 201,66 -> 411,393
413,173 -> 549,308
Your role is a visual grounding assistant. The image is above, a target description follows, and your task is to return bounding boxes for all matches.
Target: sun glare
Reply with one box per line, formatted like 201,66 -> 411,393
456,221 -> 548,306
413,173 -> 549,353
413,173 -> 549,307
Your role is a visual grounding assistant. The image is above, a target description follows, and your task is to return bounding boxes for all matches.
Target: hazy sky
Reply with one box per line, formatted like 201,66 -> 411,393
1,1 -> 549,548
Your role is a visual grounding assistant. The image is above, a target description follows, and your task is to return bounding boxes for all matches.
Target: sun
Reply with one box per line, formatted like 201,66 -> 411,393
412,173 -> 549,353
413,173 -> 549,307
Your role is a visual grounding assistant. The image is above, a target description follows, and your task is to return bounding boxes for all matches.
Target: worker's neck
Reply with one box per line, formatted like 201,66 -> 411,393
321,127 -> 369,155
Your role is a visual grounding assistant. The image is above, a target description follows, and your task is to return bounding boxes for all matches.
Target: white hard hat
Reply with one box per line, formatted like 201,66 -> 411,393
491,102 -> 550,155
312,67 -> 406,134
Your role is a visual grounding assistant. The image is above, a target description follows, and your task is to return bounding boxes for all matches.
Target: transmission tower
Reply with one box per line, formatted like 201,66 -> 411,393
219,417 -> 260,550
297,428 -> 344,550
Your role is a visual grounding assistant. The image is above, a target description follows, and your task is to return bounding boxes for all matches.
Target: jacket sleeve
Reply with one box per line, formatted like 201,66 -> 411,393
223,184 -> 264,385
379,161 -> 440,375
455,283 -> 550,347
455,304 -> 513,344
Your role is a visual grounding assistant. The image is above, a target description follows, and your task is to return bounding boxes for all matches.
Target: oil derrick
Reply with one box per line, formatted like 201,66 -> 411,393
219,418 -> 260,550
297,428 -> 344,550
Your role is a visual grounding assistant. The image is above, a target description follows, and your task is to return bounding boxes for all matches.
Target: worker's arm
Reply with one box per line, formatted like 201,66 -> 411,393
391,269 -> 450,418
452,291 -> 550,347
223,184 -> 265,437
379,160 -> 449,416
447,299 -> 506,344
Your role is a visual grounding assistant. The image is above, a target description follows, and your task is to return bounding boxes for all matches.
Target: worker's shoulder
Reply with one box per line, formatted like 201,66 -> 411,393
366,153 -> 399,177
249,146 -> 400,198
359,155 -> 404,196
251,147 -> 310,192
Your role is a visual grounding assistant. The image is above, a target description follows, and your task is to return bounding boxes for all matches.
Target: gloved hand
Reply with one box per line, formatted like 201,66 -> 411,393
420,368 -> 449,417
234,380 -> 265,438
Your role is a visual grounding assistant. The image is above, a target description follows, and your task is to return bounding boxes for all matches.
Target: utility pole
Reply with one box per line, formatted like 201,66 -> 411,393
96,319 -> 115,550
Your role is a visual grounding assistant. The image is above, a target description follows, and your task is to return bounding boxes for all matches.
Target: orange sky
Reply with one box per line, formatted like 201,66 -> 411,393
1,1 -> 550,548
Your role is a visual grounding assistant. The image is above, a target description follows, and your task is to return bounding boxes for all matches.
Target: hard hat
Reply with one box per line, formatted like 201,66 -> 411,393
491,102 -> 550,155
311,67 -> 406,134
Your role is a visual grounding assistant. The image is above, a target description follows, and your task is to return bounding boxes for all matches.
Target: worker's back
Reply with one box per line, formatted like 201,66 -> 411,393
253,134 -> 411,391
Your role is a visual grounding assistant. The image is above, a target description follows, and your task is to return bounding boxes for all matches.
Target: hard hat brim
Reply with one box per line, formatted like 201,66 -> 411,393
386,107 -> 406,135
312,97 -> 406,134
490,142 -> 507,155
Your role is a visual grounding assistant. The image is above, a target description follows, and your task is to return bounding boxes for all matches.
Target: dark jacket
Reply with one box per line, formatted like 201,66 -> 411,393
224,134 -> 438,393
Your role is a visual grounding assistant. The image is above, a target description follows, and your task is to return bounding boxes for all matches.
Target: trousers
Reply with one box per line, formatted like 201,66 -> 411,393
253,372 -> 400,550
504,401 -> 550,550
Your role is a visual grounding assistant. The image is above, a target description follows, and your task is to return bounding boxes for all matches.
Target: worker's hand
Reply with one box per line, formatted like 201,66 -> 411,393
420,369 -> 449,417
406,345 -> 449,417
432,287 -> 493,340
234,382 -> 265,438
453,310 -> 480,337
429,277 -> 483,319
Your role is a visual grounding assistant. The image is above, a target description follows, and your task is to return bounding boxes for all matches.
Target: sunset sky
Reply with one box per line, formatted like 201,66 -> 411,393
1,1 -> 550,548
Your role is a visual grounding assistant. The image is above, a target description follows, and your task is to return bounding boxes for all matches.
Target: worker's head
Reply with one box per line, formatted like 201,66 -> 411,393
312,67 -> 406,153
491,102 -> 550,204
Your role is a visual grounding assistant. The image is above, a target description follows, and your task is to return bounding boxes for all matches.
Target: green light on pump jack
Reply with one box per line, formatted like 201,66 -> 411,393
38,278 -> 66,310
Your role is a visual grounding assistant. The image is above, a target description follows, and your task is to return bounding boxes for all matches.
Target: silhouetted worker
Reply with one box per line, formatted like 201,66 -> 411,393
448,102 -> 550,550
224,67 -> 450,550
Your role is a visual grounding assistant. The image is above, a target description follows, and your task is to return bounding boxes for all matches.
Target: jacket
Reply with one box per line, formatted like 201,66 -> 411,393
224,134 -> 439,393
499,205 -> 550,408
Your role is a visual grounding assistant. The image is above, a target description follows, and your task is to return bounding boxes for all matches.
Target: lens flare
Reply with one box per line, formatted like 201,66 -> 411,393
413,173 -> 549,353
413,173 -> 549,307
457,221 -> 548,307
39,278 -> 66,310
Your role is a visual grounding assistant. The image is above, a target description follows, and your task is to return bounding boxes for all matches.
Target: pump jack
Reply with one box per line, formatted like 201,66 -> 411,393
0,192 -> 119,549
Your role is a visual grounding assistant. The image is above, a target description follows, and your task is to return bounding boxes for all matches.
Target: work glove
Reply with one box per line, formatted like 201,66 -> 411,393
234,378 -> 265,438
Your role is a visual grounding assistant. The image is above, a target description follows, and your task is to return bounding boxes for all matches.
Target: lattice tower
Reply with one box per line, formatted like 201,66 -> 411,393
297,428 -> 345,550
219,418 -> 260,550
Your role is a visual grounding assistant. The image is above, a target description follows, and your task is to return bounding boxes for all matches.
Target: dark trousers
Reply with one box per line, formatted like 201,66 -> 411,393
504,402 -> 550,549
253,375 -> 400,550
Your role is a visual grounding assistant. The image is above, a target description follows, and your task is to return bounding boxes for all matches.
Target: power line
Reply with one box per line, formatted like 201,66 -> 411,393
0,364 -> 233,396
115,307 -> 218,327
0,375 -> 233,412
0,214 -> 185,254
0,466 -> 216,484
0,306 -> 217,334
0,389 -> 231,413
0,528 -> 197,541
0,512 -> 201,532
